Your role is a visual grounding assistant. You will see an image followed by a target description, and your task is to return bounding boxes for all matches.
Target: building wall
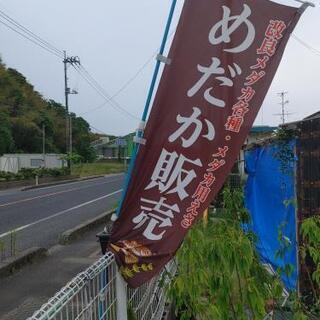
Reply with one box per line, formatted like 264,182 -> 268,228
296,117 -> 320,297
0,154 -> 66,173
0,156 -> 19,173
92,133 -> 135,159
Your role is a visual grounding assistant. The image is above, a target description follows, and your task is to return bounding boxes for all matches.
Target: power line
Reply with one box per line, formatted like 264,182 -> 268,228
291,33 -> 320,57
79,53 -> 157,116
72,64 -> 139,120
0,9 -> 63,56
0,6 -> 180,124
0,17 -> 63,59
79,65 -> 140,119
89,124 -> 110,135
0,8 -> 139,121
0,6 -> 152,138
0,6 -> 172,119
0,6 -> 179,123
73,64 -> 134,119
112,53 -> 157,98
79,28 -> 177,117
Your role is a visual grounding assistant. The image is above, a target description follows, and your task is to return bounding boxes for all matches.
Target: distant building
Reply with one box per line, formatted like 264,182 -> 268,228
0,154 -> 66,174
90,136 -> 110,158
244,125 -> 278,146
91,133 -> 135,160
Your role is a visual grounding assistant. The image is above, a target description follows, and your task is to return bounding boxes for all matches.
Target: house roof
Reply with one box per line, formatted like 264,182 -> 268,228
303,111 -> 320,121
250,126 -> 278,133
282,110 -> 320,128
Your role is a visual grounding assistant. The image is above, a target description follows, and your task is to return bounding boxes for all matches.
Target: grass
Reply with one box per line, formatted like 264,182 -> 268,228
71,161 -> 125,177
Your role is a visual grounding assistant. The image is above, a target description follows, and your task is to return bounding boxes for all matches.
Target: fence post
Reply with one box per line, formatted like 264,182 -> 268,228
116,270 -> 128,320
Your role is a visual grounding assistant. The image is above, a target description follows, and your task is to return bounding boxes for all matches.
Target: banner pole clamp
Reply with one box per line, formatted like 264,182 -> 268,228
156,54 -> 172,65
132,121 -> 147,145
133,135 -> 147,146
137,121 -> 146,131
294,0 -> 315,8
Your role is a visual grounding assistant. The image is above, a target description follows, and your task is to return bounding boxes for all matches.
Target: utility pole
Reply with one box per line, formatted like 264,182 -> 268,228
69,117 -> 73,155
274,92 -> 292,125
63,51 -> 80,168
63,51 -> 69,156
42,124 -> 46,168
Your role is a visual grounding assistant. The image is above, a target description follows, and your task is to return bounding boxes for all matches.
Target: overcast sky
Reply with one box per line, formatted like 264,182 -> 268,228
0,0 -> 319,136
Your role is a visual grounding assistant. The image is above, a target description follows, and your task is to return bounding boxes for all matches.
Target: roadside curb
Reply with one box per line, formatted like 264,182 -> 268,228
0,208 -> 116,278
0,247 -> 47,278
21,174 -> 122,191
59,209 -> 115,245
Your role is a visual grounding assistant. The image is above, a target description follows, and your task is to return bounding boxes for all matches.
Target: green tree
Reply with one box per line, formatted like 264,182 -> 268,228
11,117 -> 42,153
168,188 -> 284,320
71,114 -> 97,162
0,60 -> 97,159
0,108 -> 14,155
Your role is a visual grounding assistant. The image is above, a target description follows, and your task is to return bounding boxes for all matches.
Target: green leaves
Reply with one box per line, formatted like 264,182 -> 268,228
0,62 -> 96,161
299,216 -> 320,313
301,216 -> 320,247
273,127 -> 296,176
0,108 -> 14,155
168,188 -> 284,319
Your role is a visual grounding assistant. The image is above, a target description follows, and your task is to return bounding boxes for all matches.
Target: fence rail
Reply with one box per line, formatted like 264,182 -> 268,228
26,252 -> 176,320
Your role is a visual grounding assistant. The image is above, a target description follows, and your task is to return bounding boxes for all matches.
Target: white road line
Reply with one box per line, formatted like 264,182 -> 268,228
0,189 -> 122,239
20,174 -> 124,192
0,178 -> 122,208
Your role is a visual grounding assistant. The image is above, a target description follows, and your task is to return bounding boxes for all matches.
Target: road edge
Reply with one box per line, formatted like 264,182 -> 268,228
59,209 -> 115,245
0,247 -> 47,278
22,173 -> 123,191
0,209 -> 115,278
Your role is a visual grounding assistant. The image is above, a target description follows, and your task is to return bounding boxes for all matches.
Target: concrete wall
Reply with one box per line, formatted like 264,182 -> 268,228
0,156 -> 19,173
0,154 -> 66,173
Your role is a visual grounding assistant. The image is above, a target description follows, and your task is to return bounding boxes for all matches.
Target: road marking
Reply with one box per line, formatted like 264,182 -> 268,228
0,178 -> 122,208
20,174 -> 124,192
0,189 -> 122,239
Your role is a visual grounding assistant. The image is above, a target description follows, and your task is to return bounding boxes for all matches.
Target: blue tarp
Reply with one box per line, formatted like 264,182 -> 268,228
244,141 -> 298,290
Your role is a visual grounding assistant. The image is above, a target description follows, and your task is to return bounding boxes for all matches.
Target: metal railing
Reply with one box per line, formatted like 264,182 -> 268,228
127,260 -> 176,320
26,252 -> 176,320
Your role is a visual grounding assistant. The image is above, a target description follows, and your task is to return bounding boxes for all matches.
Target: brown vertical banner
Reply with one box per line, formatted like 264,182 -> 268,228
110,0 -> 306,288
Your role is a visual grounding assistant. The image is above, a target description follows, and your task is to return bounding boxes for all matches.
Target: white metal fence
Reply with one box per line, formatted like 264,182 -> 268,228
26,252 -> 176,320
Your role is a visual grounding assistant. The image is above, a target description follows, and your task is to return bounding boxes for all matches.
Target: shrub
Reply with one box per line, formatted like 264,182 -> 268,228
0,167 -> 70,182
168,188 -> 284,320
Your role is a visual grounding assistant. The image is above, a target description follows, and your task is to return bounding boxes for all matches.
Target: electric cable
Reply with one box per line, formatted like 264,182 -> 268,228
0,7 -> 181,125
0,9 -> 63,57
79,28 -> 177,116
71,64 -> 139,120
79,53 -> 157,116
0,15 -> 139,121
89,124 -> 110,135
0,17 -> 63,59
291,33 -> 320,57
78,65 -> 139,119
76,64 -> 139,120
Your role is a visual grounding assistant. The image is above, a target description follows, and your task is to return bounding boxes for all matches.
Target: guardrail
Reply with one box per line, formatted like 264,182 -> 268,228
26,252 -> 176,320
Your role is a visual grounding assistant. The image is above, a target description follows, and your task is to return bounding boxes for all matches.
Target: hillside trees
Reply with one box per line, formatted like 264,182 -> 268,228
0,107 -> 14,154
0,60 -> 96,161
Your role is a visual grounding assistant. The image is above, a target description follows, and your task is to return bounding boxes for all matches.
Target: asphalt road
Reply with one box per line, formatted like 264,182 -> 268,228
0,174 -> 124,253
